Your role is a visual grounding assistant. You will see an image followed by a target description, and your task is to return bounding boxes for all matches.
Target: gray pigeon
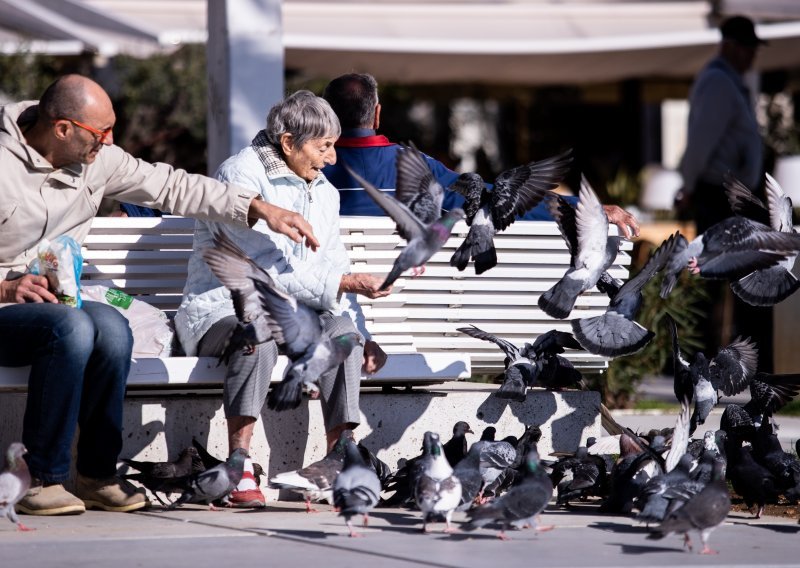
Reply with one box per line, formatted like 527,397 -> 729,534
0,443 -> 33,531
462,449 -> 554,540
539,177 -> 622,319
724,173 -> 800,306
122,446 -> 205,507
168,448 -> 248,510
660,216 -> 800,298
415,432 -> 462,533
269,430 -> 352,512
333,440 -> 382,537
647,460 -> 730,555
571,232 -> 678,357
448,150 -> 572,274
201,229 -> 276,365
205,230 -> 363,411
344,163 -> 465,290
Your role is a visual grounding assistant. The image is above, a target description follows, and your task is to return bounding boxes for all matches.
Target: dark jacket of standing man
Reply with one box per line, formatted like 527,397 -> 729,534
676,15 -> 767,234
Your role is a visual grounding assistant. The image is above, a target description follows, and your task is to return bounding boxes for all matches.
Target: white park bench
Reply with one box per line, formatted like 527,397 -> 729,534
0,215 -> 631,392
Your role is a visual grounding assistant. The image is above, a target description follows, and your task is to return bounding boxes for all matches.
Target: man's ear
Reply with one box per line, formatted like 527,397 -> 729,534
373,103 -> 381,130
52,119 -> 70,141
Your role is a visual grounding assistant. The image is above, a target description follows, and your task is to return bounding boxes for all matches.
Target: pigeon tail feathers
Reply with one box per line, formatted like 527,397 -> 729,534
267,377 -> 304,411
571,313 -> 654,357
730,265 -> 800,307
538,279 -> 582,320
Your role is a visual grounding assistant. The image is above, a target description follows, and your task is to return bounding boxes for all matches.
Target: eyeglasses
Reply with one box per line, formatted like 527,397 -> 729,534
56,117 -> 113,145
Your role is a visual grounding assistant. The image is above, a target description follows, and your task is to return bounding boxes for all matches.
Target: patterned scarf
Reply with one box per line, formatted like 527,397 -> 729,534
251,130 -> 294,177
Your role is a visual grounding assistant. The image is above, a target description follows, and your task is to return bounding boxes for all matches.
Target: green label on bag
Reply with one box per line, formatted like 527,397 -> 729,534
105,288 -> 133,309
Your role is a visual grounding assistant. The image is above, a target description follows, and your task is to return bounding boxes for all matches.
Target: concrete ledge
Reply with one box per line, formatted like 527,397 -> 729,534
0,383 -> 599,499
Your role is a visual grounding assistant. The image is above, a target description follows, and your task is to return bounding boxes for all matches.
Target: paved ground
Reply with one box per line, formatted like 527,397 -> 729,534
3,500 -> 800,568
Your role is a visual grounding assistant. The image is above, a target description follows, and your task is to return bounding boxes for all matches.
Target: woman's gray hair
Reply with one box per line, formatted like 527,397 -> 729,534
265,90 -> 341,149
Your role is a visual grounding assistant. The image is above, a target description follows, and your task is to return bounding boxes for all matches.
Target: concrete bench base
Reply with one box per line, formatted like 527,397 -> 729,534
0,383 -> 599,500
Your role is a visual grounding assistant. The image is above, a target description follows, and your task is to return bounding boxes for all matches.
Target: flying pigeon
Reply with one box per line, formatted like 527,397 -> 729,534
646,460 -> 730,554
724,173 -> 800,306
344,163 -> 465,290
333,440 -> 382,537
448,150 -> 573,274
539,177 -> 623,319
443,421 -> 474,467
200,229 -> 276,365
659,216 -> 800,298
269,430 -> 351,512
462,449 -> 554,540
571,232 -> 678,357
205,230 -> 363,411
394,142 -> 447,225
667,315 -> 759,434
0,443 -> 33,531
415,432 -> 462,533
168,447 -> 248,510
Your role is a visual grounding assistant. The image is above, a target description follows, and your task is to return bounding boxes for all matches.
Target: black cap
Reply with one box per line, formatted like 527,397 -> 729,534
720,15 -> 767,47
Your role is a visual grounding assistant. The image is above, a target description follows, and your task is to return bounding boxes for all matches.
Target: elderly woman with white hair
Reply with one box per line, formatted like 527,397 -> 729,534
175,90 -> 390,508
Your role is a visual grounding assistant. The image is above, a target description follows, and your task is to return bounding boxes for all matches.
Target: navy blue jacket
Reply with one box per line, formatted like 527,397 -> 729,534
323,130 -> 560,219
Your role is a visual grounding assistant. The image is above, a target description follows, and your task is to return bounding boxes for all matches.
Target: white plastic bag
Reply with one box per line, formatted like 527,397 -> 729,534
81,285 -> 174,358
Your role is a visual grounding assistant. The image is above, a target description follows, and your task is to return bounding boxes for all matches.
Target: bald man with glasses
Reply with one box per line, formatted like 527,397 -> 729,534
0,74 -> 320,517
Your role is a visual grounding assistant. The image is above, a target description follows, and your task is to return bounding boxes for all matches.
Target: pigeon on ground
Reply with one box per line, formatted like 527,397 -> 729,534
647,460 -> 730,554
449,150 -> 573,274
453,442 -> 487,511
659,216 -> 800,298
192,438 -> 224,469
550,446 -> 608,506
356,442 -> 392,489
724,173 -> 800,306
462,449 -> 554,540
382,431 -> 435,508
571,233 -> 678,357
443,421 -> 474,467
205,230 -> 363,411
269,430 -> 352,512
668,315 -> 759,434
0,443 -> 33,531
539,177 -> 623,319
333,440 -> 382,537
751,417 -> 800,501
415,432 -> 462,533
345,163 -> 465,290
725,436 -> 779,518
475,438 -> 517,500
122,447 -> 205,506
636,453 -> 694,524
200,229 -> 275,365
601,431 -> 666,514
168,448 -> 248,510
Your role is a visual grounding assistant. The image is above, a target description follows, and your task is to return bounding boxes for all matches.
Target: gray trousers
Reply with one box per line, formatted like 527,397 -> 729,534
197,314 -> 362,431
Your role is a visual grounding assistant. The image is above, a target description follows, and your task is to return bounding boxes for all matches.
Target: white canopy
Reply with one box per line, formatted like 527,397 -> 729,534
3,0 -> 800,85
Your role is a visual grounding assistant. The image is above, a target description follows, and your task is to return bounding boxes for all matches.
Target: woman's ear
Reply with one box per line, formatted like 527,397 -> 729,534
279,132 -> 294,156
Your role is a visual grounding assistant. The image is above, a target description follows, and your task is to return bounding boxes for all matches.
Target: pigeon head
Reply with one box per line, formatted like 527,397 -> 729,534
343,439 -> 367,468
332,332 -> 364,357
452,421 -> 473,436
421,431 -> 435,455
428,432 -> 443,457
228,447 -> 248,466
480,427 -> 497,442
4,442 -> 27,470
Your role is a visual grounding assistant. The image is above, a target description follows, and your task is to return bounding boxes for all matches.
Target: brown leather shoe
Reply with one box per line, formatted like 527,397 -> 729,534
75,474 -> 148,512
16,482 -> 86,516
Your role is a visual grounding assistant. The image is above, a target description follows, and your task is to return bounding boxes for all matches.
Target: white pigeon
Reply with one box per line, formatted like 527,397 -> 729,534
0,443 -> 34,531
414,432 -> 462,533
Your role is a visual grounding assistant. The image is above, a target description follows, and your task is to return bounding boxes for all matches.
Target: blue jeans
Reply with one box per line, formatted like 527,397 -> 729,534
0,301 -> 133,483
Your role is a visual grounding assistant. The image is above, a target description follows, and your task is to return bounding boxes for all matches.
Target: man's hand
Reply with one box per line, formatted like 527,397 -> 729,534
362,340 -> 387,375
339,273 -> 392,299
603,205 -> 640,239
248,199 -> 320,251
1,274 -> 58,304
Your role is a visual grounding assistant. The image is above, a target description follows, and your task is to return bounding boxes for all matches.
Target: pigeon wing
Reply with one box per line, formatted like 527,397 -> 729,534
723,174 -> 770,225
395,143 -> 445,225
574,176 -> 611,267
345,163 -> 426,243
764,173 -> 795,233
251,278 -> 321,358
547,193 -> 579,257
458,324 -> 521,360
490,149 -> 572,231
709,337 -> 758,396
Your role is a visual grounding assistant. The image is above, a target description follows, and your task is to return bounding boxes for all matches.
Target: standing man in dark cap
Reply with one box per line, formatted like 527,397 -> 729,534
675,15 -> 772,370
676,15 -> 767,233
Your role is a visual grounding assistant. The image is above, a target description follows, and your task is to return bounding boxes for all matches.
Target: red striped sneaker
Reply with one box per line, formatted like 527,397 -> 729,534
228,470 -> 265,508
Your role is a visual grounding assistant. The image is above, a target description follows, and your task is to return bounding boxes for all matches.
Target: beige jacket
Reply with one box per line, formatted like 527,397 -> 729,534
0,101 -> 259,283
